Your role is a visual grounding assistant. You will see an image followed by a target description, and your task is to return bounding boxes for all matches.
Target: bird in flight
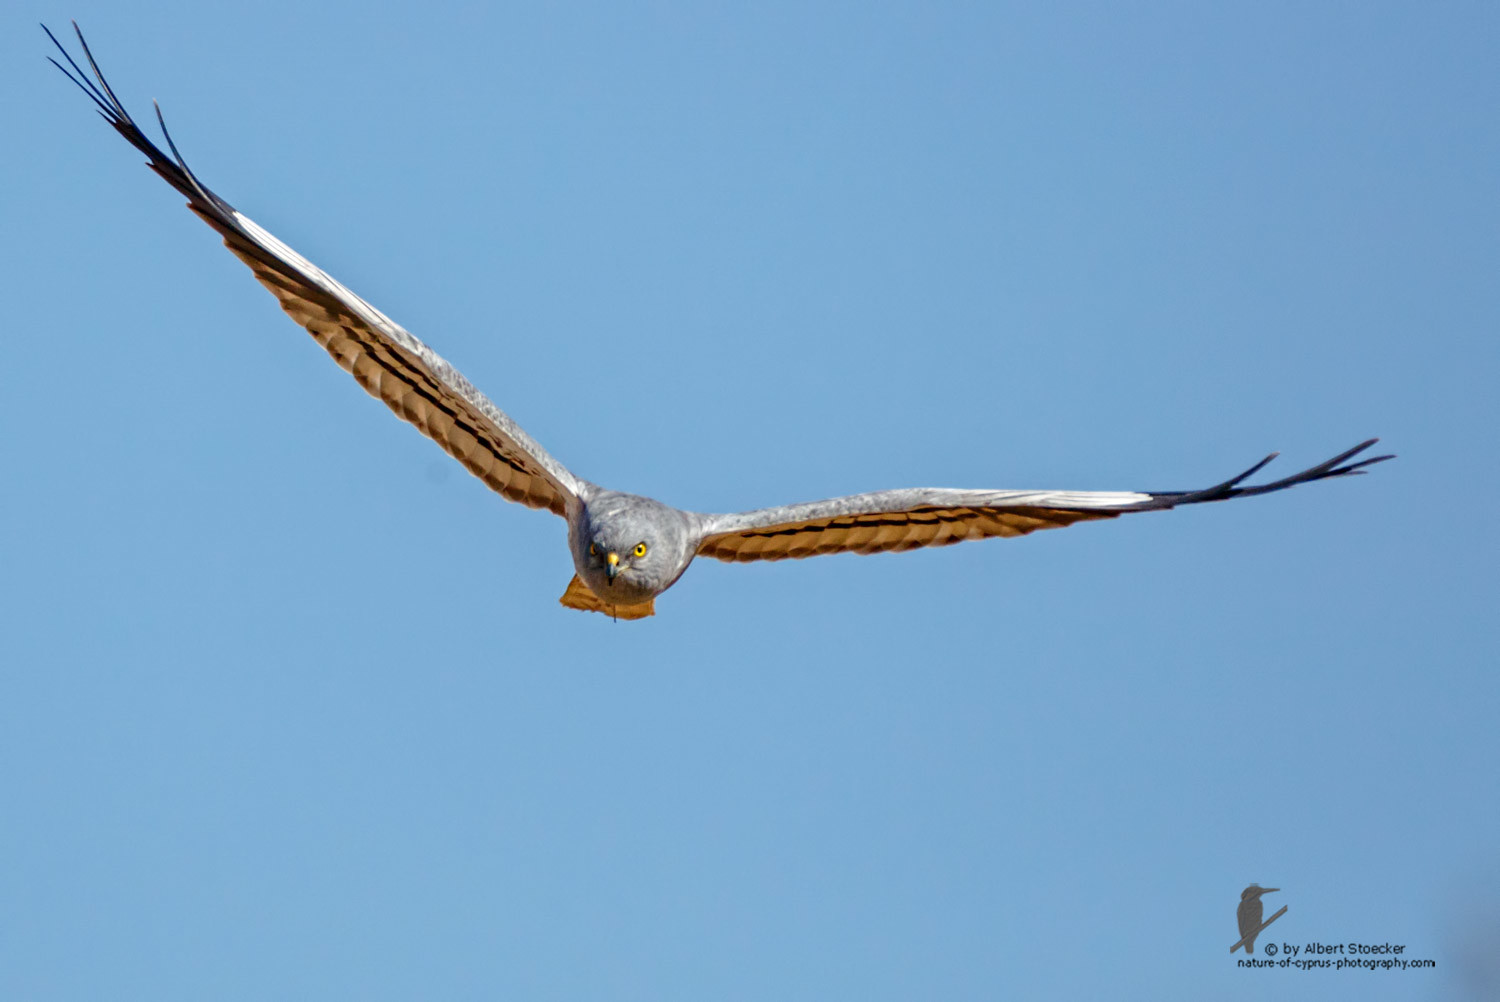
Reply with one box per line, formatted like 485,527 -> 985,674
46,24 -> 1391,620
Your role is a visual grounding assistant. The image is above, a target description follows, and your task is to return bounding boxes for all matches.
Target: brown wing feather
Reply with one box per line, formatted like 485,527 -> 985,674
698,505 -> 1118,563
219,236 -> 568,513
48,25 -> 578,517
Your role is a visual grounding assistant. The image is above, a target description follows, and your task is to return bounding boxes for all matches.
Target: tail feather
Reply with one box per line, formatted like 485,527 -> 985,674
558,575 -> 655,620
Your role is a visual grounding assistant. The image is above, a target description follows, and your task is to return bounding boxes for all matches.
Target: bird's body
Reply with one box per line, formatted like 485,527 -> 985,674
1237,885 -> 1279,954
46,25 -> 1391,620
566,491 -> 700,615
1237,896 -> 1263,949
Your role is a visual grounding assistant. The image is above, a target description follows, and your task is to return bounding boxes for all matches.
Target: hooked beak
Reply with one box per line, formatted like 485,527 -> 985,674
606,551 -> 619,583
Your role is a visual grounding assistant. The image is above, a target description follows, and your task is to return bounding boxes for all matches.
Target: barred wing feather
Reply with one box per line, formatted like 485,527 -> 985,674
697,442 -> 1392,563
47,24 -> 581,516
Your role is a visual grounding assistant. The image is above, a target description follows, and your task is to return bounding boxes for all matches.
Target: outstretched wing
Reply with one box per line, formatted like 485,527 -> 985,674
46,24 -> 581,516
696,441 -> 1391,562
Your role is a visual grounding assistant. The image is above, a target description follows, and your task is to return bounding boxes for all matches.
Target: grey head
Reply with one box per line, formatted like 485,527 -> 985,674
1241,884 -> 1278,902
568,491 -> 701,605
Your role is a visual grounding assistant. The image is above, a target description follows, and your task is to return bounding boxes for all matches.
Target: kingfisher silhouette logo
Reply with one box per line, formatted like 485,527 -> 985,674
1231,884 -> 1287,954
1229,884 -> 1438,971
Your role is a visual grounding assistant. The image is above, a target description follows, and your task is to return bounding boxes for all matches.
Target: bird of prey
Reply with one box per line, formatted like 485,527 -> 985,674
46,25 -> 1391,621
1236,884 -> 1279,954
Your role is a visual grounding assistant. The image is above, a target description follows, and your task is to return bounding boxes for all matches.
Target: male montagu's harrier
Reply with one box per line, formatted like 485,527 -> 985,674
46,24 -> 1391,620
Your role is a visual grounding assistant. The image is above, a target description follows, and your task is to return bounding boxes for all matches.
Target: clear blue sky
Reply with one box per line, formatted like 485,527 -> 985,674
4,3 -> 1496,999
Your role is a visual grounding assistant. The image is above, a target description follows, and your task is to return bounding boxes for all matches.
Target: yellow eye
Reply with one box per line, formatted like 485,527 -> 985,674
633,542 -> 648,558
589,543 -> 598,556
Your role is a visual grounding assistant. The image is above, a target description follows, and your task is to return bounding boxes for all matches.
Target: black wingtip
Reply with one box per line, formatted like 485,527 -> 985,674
46,21 -> 235,216
151,98 -> 217,207
1143,438 -> 1392,509
74,24 -> 143,140
43,22 -> 116,120
1336,451 -> 1395,475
